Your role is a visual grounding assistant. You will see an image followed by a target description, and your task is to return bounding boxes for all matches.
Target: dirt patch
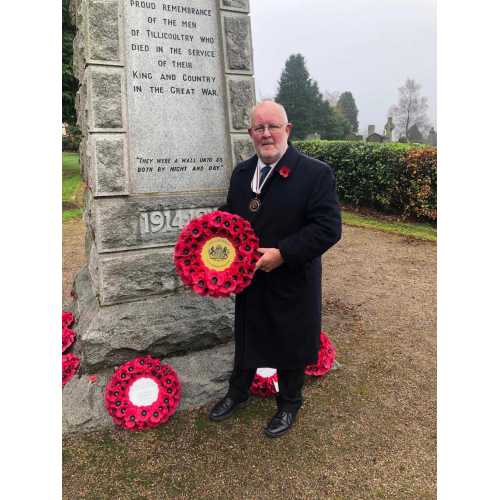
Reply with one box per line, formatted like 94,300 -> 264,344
62,218 -> 86,307
62,221 -> 436,499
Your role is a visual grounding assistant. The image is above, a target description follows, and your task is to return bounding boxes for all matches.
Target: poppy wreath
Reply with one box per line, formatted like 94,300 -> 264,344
62,310 -> 79,387
250,368 -> 279,398
304,331 -> 337,377
62,326 -> 76,353
62,311 -> 74,328
174,210 -> 260,298
104,356 -> 181,431
62,353 -> 80,387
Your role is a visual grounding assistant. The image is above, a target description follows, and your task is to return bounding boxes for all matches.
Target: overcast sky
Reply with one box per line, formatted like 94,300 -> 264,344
249,0 -> 436,137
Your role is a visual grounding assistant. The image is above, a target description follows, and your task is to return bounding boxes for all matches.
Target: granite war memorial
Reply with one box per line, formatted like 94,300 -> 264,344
64,0 -> 256,433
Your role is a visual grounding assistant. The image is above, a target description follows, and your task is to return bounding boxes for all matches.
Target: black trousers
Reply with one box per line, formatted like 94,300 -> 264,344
227,365 -> 305,414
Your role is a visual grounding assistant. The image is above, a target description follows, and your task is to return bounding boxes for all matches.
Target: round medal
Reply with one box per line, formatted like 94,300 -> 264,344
249,197 -> 261,212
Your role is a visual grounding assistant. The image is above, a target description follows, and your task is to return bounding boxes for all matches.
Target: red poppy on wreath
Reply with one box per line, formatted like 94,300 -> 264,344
250,368 -> 279,398
62,311 -> 74,328
304,331 -> 336,377
174,210 -> 260,298
62,326 -> 76,353
220,271 -> 238,294
104,356 -> 181,431
278,165 -> 291,178
62,353 -> 80,387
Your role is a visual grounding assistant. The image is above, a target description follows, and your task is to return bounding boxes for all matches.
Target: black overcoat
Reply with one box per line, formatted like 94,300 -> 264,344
221,144 -> 342,369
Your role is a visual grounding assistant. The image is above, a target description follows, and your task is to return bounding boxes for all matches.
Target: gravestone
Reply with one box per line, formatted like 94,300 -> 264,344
407,124 -> 424,143
366,132 -> 386,143
427,127 -> 437,146
383,116 -> 395,142
65,0 -> 256,434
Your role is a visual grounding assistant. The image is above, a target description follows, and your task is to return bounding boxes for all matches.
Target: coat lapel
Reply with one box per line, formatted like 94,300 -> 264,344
234,155 -> 258,192
260,144 -> 300,196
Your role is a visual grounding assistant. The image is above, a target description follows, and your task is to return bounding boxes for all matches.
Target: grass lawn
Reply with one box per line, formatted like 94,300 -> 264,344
62,152 -> 83,220
342,210 -> 436,242
63,208 -> 83,221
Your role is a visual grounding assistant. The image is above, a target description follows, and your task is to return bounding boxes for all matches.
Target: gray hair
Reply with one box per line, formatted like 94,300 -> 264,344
249,100 -> 289,127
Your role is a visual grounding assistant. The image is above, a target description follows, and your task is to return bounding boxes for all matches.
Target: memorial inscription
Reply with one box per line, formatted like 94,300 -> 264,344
125,0 -> 231,194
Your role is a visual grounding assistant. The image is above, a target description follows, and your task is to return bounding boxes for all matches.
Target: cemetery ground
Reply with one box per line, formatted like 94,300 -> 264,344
62,153 -> 436,499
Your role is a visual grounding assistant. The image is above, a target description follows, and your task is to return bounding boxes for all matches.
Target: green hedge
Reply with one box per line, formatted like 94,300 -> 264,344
295,140 -> 437,222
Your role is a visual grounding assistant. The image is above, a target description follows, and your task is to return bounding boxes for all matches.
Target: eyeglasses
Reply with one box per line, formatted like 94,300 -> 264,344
250,124 -> 287,135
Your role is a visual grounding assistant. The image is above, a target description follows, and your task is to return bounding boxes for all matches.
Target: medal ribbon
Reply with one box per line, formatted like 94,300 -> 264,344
251,163 -> 273,195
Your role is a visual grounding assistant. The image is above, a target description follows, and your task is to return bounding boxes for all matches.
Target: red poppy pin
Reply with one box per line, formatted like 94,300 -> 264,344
278,166 -> 290,178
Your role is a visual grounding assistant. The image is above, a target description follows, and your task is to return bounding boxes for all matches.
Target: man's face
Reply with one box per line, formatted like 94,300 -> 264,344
248,103 -> 292,164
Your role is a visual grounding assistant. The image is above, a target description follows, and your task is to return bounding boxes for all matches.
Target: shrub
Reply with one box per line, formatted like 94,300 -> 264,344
398,148 -> 437,221
295,140 -> 436,222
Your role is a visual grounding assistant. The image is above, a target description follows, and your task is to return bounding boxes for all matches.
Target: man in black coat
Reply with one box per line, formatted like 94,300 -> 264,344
209,100 -> 342,437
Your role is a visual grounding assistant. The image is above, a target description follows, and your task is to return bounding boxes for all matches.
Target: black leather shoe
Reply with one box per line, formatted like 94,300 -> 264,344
264,410 -> 296,438
208,396 -> 249,422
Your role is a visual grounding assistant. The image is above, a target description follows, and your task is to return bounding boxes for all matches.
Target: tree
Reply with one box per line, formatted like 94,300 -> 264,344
276,54 -> 350,140
336,91 -> 359,133
275,54 -> 317,138
388,78 -> 430,140
317,102 -> 352,140
63,0 -> 78,125
324,90 -> 340,108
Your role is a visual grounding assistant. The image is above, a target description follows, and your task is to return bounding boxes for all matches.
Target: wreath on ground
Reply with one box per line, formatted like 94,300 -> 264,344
174,210 -> 260,298
305,331 -> 336,377
250,368 -> 279,398
63,354 -> 80,387
62,311 -> 74,329
62,311 -> 80,387
104,356 -> 181,431
250,332 -> 337,396
62,326 -> 75,353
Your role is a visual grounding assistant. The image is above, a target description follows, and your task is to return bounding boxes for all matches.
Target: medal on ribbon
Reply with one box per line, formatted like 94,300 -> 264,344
249,198 -> 261,212
249,163 -> 273,212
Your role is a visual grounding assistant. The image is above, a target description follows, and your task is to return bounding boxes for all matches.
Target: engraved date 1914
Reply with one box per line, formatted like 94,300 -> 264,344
140,208 -> 216,234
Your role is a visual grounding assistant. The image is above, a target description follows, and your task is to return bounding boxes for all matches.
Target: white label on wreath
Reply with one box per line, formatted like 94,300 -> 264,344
257,367 -> 277,378
129,377 -> 160,407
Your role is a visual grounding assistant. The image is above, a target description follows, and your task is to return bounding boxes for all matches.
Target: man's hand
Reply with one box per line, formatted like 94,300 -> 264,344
255,248 -> 284,272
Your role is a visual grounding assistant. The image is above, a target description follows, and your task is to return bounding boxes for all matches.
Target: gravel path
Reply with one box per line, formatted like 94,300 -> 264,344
63,219 -> 436,499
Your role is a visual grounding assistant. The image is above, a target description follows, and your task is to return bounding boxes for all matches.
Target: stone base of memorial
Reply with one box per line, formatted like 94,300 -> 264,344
63,266 -> 237,434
